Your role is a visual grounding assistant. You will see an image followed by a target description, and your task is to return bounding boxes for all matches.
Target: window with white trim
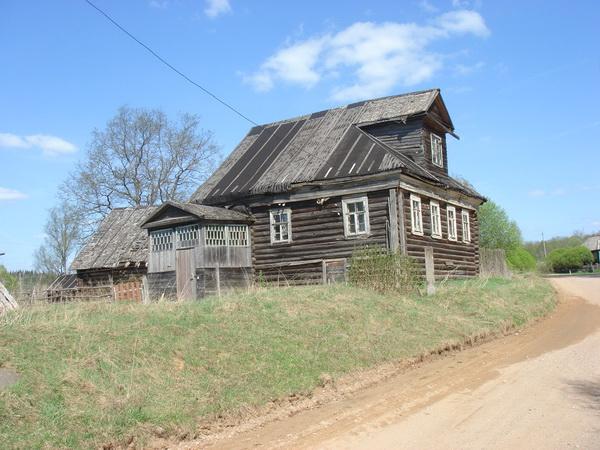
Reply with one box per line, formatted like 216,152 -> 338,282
270,208 -> 291,243
431,133 -> 443,168
410,195 -> 423,235
447,206 -> 457,241
430,201 -> 442,238
150,229 -> 173,252
342,196 -> 370,237
461,210 -> 471,243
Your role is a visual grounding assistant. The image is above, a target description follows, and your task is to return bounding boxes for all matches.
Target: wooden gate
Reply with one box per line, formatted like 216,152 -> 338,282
113,280 -> 142,302
176,248 -> 197,300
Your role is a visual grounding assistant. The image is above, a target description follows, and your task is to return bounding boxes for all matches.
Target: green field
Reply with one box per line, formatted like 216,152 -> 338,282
0,276 -> 555,449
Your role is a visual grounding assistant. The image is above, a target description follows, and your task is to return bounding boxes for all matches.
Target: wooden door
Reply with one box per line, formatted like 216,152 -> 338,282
176,248 -> 197,300
114,280 -> 142,302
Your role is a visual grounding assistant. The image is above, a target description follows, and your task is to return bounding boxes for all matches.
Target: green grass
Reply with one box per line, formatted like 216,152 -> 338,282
0,276 -> 555,448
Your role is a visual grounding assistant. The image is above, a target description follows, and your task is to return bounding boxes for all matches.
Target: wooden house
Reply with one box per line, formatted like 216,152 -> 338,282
73,88 -> 485,301
584,235 -> 600,264
188,88 -> 485,286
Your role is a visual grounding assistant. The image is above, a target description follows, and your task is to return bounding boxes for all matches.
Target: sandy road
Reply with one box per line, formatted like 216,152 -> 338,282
203,277 -> 600,450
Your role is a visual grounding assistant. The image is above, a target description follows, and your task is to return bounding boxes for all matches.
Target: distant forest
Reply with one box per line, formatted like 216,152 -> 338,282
525,231 -> 599,260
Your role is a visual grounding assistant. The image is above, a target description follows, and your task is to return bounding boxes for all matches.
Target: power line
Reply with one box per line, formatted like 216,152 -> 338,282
84,0 -> 258,126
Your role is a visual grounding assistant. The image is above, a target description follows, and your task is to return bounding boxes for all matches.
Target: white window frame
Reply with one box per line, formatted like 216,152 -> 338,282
431,133 -> 444,168
430,201 -> 442,239
447,205 -> 457,241
410,194 -> 423,236
461,209 -> 471,243
269,208 -> 292,244
342,196 -> 370,237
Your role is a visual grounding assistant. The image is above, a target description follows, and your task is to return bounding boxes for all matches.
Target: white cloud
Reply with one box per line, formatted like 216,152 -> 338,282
0,132 -> 77,156
454,61 -> 485,75
0,187 -> 27,201
419,0 -> 439,13
204,0 -> 231,18
528,189 -> 546,198
149,0 -> 169,8
244,10 -> 490,102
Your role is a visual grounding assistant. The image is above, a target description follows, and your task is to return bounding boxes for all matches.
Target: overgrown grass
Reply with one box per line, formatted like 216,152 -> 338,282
0,276 -> 555,448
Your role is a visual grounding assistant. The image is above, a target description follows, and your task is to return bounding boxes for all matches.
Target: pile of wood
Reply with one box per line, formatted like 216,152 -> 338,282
0,281 -> 18,314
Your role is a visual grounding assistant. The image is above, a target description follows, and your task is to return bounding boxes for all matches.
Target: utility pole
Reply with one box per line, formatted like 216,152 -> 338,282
541,232 -> 547,258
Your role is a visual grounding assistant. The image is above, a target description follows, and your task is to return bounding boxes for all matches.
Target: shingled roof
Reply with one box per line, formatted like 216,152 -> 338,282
191,88 -> 480,204
71,207 -> 156,271
141,200 -> 252,229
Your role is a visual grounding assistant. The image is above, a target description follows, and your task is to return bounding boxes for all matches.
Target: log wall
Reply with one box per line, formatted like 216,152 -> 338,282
250,190 -> 390,283
399,189 -> 480,278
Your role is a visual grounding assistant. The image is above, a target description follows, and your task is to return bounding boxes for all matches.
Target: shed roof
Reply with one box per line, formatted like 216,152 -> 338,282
71,206 -> 156,271
141,200 -> 252,229
583,235 -> 600,251
191,88 -> 480,203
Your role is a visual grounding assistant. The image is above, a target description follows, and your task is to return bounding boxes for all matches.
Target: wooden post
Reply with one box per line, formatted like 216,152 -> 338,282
397,189 -> 407,255
141,275 -> 150,304
215,263 -> 221,297
388,189 -> 399,253
424,246 -> 436,296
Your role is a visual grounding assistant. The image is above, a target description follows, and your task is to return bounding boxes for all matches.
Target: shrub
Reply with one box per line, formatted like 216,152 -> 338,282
348,246 -> 421,294
546,246 -> 593,273
506,247 -> 537,272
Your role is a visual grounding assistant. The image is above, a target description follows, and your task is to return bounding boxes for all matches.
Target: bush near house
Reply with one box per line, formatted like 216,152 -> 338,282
546,246 -> 593,273
0,277 -> 555,449
506,247 -> 537,272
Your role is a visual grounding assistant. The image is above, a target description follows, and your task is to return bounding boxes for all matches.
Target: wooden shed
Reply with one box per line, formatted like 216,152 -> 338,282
70,206 -> 157,302
141,201 -> 253,300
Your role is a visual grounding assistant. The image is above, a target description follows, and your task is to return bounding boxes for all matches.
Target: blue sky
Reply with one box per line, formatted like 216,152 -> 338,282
1,0 -> 599,270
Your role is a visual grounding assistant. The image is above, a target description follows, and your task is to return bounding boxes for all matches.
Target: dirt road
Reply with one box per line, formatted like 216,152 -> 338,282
200,277 -> 600,449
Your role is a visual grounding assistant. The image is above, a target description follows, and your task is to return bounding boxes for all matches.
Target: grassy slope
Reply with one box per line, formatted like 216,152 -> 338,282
0,277 -> 555,448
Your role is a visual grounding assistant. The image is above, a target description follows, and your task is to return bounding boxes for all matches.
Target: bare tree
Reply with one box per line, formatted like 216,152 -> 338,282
34,202 -> 83,274
60,106 -> 219,231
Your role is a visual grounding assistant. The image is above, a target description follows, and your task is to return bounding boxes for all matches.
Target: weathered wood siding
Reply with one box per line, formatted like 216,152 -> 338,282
147,271 -> 177,301
251,190 -> 390,283
364,117 -> 450,177
399,189 -> 480,278
365,118 -> 424,165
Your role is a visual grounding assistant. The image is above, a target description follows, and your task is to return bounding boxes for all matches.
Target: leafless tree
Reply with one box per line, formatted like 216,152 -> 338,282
60,106 -> 219,232
34,202 -> 83,274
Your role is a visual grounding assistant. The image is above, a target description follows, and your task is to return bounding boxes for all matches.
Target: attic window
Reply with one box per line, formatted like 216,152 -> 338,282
431,133 -> 443,168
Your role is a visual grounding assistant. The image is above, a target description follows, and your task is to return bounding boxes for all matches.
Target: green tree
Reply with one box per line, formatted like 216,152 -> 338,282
546,246 -> 593,273
506,247 -> 537,272
478,200 -> 522,251
0,265 -> 18,293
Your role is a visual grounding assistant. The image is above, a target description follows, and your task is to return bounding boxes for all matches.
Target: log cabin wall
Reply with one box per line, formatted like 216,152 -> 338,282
364,118 -> 425,167
399,188 -> 480,278
250,190 -> 390,283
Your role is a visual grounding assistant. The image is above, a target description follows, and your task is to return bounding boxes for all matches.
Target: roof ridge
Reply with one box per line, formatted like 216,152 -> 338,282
254,88 -> 440,128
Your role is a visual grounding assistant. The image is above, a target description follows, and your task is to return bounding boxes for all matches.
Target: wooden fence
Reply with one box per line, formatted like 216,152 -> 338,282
480,248 -> 511,278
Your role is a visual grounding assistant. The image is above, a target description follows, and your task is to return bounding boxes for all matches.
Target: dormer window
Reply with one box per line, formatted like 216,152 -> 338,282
431,133 -> 443,168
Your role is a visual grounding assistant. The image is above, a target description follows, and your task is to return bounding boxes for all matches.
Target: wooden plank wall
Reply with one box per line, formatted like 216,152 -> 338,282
400,189 -> 480,278
251,190 -> 389,283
